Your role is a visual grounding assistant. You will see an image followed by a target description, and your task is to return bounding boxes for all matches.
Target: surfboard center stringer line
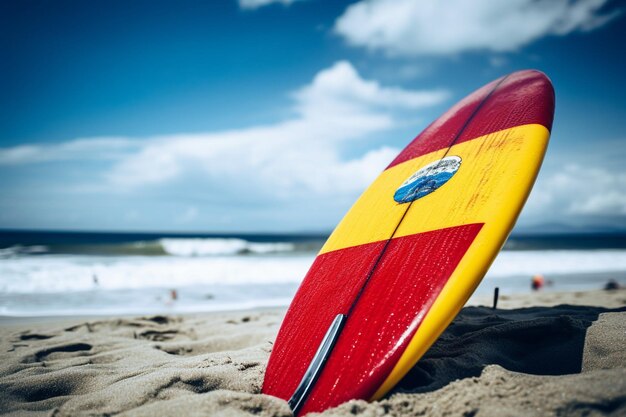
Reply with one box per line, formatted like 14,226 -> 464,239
286,74 -> 510,414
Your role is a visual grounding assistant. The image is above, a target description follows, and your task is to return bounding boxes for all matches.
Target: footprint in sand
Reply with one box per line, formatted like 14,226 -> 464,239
22,342 -> 93,364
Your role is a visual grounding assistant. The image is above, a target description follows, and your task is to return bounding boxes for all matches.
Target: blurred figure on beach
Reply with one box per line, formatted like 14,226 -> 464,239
604,279 -> 621,291
531,274 -> 545,291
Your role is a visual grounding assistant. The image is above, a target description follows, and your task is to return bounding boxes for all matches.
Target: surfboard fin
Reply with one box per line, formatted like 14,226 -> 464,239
288,314 -> 347,415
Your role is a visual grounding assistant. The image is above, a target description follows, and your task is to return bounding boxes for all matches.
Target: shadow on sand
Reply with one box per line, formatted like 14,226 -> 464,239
393,304 -> 626,395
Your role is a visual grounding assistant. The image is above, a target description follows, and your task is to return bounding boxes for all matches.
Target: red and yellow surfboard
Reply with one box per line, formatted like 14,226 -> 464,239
263,70 -> 555,415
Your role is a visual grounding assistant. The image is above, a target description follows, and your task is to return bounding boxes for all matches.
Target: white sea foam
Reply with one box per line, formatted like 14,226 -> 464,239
487,250 -> 626,278
158,238 -> 295,256
1,249 -> 625,316
1,250 -> 625,295
0,245 -> 48,259
0,254 -> 314,293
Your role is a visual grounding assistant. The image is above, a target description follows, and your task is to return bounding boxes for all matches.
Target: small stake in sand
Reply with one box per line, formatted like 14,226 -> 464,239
493,287 -> 499,310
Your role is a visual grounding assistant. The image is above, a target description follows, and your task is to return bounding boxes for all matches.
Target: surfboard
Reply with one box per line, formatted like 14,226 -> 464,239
262,70 -> 555,415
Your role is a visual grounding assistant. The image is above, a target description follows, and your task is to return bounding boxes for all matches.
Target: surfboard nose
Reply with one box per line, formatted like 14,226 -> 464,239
493,69 -> 556,131
387,69 -> 555,170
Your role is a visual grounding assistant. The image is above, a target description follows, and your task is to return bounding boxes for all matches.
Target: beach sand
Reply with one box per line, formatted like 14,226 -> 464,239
1,289 -> 625,416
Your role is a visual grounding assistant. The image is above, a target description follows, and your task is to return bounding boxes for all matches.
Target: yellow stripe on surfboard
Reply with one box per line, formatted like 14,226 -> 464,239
320,123 -> 549,255
370,123 -> 550,399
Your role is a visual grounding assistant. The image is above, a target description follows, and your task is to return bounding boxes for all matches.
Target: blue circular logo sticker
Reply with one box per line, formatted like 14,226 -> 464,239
394,156 -> 461,204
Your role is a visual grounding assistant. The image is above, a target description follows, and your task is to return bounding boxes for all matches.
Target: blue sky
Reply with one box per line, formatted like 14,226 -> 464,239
1,0 -> 625,233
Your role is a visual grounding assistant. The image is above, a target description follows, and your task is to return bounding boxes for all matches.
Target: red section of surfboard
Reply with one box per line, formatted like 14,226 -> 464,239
264,239 -> 387,401
263,223 -> 483,413
387,70 -> 554,169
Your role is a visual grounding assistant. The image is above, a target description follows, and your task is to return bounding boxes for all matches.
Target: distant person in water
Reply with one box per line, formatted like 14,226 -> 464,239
170,289 -> 178,301
531,274 -> 545,291
92,274 -> 99,286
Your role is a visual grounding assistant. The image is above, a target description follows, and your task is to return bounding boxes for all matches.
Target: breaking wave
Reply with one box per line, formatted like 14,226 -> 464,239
158,238 -> 295,256
0,238 -> 314,258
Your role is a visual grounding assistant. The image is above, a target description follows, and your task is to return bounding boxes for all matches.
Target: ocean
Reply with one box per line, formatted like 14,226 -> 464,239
1,230 -> 625,316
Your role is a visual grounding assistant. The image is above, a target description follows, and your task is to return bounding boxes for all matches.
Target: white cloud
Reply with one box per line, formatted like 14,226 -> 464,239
559,165 -> 626,215
0,61 -> 447,204
334,0 -> 620,56
105,61 -> 445,195
576,191 -> 626,215
523,162 -> 626,224
238,0 -> 306,10
294,61 -> 447,117
0,138 -> 137,165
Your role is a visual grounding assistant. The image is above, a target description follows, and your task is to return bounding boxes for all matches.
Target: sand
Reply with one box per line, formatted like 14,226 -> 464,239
0,289 -> 625,417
